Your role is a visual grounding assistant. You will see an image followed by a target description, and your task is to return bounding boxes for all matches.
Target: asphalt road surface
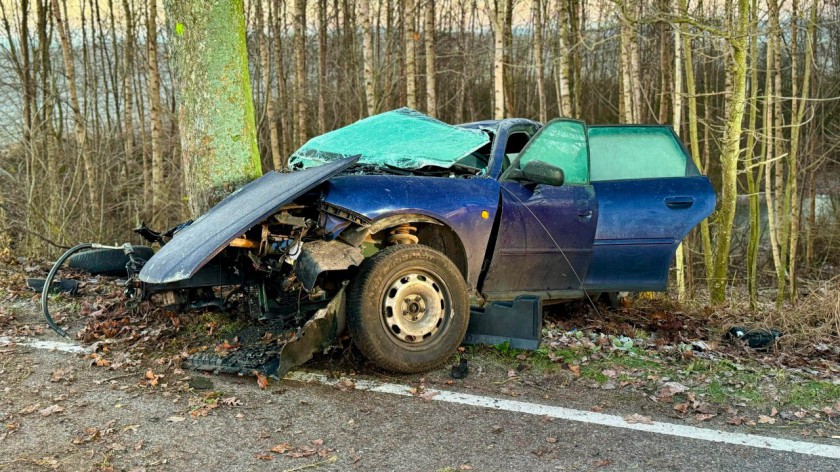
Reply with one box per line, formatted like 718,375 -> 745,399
1,337 -> 838,471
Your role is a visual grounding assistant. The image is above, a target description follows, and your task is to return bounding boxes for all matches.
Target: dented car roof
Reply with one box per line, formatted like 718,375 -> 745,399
289,108 -> 490,170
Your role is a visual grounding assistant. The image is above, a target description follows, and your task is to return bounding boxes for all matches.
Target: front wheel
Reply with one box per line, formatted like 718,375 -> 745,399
348,244 -> 469,373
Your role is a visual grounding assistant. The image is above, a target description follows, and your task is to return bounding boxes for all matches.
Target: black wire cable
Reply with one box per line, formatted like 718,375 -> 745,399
41,243 -> 94,337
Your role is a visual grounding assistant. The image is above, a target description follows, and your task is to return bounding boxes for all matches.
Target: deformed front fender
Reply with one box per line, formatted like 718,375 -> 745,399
295,240 -> 364,291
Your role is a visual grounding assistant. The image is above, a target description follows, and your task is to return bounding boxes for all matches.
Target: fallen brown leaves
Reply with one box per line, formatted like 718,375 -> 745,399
623,413 -> 654,425
408,385 -> 439,402
139,370 -> 163,387
255,371 -> 269,389
50,367 -> 75,383
265,439 -> 335,460
38,404 -> 64,417
214,339 -> 240,357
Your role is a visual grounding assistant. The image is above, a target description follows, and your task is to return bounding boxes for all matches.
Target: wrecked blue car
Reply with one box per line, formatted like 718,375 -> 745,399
82,109 -> 715,376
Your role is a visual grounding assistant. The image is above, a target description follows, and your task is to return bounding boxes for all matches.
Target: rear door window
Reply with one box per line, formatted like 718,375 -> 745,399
588,126 -> 700,182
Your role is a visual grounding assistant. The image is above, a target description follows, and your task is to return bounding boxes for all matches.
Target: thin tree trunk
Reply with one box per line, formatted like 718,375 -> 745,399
121,0 -> 134,167
405,0 -> 417,109
258,1 -> 281,169
709,0 -> 750,304
361,0 -> 376,116
786,2 -> 815,300
672,0 -> 685,302
619,9 -> 633,123
532,0 -> 546,123
52,0 -> 96,216
318,0 -> 327,133
273,0 -> 291,158
744,0 -> 761,309
556,0 -> 572,117
294,0 -> 307,147
148,0 -> 165,227
424,0 -> 437,117
658,0 -> 671,124
681,0 -> 713,284
767,0 -> 786,305
491,0 -> 505,119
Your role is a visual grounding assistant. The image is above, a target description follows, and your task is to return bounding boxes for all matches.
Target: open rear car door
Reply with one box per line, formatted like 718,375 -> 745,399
582,126 -> 715,292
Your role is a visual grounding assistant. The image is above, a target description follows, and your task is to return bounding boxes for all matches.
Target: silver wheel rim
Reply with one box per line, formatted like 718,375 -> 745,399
382,272 -> 449,344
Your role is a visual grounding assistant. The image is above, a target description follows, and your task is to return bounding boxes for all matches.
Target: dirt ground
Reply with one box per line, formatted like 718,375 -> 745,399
2,263 -> 840,471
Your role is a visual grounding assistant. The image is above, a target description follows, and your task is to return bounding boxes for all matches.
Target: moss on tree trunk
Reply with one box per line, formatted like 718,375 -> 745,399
165,0 -> 262,217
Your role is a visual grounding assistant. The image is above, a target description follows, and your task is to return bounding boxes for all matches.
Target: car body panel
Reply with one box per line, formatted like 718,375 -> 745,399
481,181 -> 598,299
139,156 -> 359,285
583,175 -> 715,292
321,175 -> 501,289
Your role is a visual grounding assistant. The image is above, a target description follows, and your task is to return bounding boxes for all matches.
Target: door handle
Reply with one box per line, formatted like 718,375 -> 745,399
665,196 -> 694,209
577,209 -> 593,222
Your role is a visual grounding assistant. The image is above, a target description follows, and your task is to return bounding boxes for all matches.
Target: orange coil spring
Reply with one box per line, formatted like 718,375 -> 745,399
388,224 -> 419,245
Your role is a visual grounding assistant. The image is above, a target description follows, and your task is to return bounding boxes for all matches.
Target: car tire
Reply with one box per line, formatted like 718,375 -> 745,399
67,245 -> 155,276
347,244 -> 469,374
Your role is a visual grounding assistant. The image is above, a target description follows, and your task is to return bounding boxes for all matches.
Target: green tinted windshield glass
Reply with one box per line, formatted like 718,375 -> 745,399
289,108 -> 490,170
588,126 -> 696,181
513,119 -> 589,185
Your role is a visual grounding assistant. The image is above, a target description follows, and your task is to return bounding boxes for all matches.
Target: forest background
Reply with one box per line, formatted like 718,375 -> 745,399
1,0 -> 839,315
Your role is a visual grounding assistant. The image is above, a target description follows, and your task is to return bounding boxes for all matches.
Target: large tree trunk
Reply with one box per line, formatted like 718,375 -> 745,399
165,0 -> 263,218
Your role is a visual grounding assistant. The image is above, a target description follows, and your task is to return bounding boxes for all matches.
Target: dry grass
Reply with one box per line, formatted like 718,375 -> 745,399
757,278 -> 840,349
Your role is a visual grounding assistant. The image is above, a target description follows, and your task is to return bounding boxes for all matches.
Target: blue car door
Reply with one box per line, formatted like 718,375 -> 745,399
481,119 -> 598,300
582,126 -> 715,292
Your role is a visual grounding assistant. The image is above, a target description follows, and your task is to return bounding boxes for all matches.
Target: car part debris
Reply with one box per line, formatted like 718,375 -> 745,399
463,296 -> 542,350
67,245 -> 154,275
450,356 -> 469,379
186,287 -> 346,379
41,243 -> 144,337
188,377 -> 214,390
295,240 -> 364,291
27,278 -> 79,295
726,327 -> 782,349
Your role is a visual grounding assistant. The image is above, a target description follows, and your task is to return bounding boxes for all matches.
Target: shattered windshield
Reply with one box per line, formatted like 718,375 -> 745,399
289,108 -> 491,172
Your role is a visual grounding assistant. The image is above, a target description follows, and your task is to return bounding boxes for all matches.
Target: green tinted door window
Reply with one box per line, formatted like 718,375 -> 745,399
505,119 -> 590,185
588,126 -> 698,181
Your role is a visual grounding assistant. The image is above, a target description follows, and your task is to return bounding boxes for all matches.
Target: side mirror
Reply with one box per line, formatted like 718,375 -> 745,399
520,160 -> 565,187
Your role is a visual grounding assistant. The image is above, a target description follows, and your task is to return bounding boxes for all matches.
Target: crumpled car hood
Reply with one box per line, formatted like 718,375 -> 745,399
139,156 -> 359,285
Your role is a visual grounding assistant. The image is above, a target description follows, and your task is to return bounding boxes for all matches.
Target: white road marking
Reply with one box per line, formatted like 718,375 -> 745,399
7,336 -> 839,460
286,371 -> 840,460
0,336 -> 92,355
